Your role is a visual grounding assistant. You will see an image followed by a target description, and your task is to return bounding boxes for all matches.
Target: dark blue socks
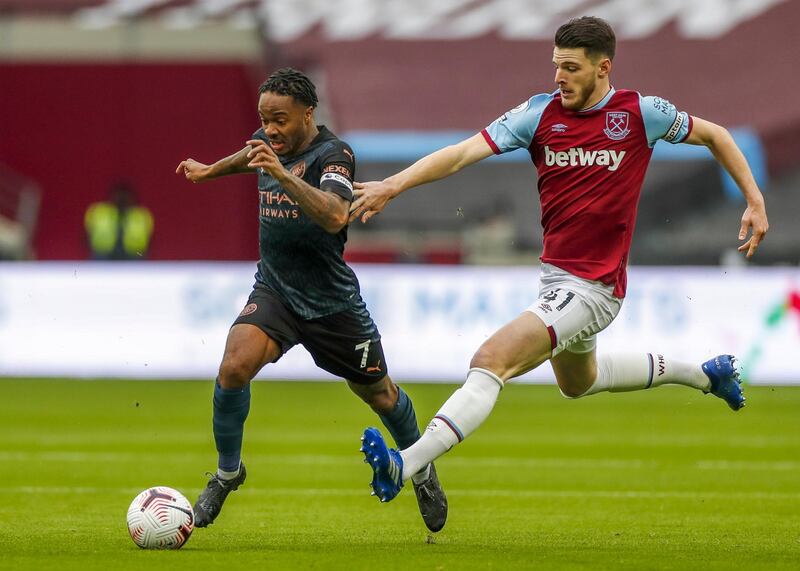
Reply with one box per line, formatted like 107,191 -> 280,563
213,381 -> 417,474
378,386 -> 421,450
213,380 -> 251,473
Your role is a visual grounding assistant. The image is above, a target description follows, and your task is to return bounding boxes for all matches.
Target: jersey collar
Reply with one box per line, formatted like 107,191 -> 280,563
578,86 -> 616,113
279,125 -> 329,164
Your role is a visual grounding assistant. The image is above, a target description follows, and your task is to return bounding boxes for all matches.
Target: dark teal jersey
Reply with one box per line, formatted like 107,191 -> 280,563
253,126 -> 364,320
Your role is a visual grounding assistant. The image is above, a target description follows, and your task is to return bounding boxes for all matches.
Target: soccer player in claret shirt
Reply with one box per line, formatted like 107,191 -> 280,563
175,68 -> 447,531
350,17 -> 769,503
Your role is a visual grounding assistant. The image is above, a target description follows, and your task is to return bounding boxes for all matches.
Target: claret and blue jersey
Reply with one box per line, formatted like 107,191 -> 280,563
481,88 -> 693,298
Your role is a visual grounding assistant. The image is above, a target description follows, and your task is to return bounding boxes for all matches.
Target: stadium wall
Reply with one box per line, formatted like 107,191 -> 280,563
0,60 -> 768,264
1,262 -> 797,384
0,62 -> 261,260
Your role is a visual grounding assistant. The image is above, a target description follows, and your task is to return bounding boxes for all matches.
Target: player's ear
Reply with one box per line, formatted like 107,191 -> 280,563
598,57 -> 612,78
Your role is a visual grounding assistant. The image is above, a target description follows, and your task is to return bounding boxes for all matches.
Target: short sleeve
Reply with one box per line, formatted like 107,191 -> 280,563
319,141 -> 355,202
481,93 -> 554,154
639,95 -> 693,147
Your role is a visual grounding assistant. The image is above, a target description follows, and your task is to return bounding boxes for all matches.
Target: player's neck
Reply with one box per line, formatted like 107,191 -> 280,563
580,82 -> 612,111
295,124 -> 320,155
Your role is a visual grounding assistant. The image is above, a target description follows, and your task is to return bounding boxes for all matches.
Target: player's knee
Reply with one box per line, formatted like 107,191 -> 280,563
218,355 -> 255,389
470,346 -> 503,375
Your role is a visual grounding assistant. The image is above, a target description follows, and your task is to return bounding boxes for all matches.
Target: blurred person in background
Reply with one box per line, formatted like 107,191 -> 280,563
0,214 -> 26,260
352,16 -> 769,504
175,68 -> 447,532
84,181 -> 153,260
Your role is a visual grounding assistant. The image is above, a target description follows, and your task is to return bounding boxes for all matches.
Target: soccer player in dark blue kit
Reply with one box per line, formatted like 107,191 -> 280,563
175,68 -> 447,532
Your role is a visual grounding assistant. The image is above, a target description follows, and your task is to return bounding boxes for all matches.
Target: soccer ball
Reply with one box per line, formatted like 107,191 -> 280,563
126,486 -> 194,549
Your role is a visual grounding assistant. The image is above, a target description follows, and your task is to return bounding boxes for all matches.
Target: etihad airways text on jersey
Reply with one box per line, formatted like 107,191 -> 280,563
543,146 -> 626,172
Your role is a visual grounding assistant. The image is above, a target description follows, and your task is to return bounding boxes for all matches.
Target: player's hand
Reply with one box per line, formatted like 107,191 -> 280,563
737,201 -> 768,258
246,139 -> 284,178
349,180 -> 397,223
175,159 -> 211,182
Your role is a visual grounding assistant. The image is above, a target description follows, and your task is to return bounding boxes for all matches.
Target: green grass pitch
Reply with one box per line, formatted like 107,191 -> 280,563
0,379 -> 798,570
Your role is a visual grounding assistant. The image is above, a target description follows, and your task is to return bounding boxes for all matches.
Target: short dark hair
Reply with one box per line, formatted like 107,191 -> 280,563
554,16 -> 616,61
258,68 -> 319,108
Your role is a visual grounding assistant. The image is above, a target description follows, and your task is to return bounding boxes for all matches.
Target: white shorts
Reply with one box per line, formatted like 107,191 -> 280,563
525,263 -> 622,357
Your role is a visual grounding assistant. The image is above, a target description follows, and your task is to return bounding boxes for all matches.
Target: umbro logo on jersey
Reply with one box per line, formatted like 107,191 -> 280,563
544,146 -> 626,172
551,123 -> 568,133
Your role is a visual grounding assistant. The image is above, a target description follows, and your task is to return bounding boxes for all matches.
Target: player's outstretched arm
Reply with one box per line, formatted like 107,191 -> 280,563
349,133 -> 495,223
683,117 -> 769,258
175,146 -> 255,183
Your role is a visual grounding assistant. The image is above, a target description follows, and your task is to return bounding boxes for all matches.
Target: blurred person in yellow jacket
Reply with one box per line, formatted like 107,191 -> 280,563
84,182 -> 153,260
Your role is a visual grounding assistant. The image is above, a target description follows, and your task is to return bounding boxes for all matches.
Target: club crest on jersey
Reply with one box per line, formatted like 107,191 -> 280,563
604,111 -> 630,141
239,303 -> 258,317
290,161 -> 306,178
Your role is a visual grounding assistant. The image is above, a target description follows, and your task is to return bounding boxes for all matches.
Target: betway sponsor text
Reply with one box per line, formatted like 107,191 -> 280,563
543,146 -> 626,172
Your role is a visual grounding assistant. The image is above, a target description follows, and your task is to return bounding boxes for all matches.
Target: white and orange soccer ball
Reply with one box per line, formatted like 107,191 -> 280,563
126,486 -> 194,549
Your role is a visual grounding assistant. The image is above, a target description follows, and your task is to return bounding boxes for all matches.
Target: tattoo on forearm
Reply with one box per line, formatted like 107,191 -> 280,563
280,175 -> 344,230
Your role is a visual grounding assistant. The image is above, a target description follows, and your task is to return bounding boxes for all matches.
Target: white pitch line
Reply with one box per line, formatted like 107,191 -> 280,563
0,451 -> 797,472
696,460 -> 800,471
0,451 -> 652,469
1,487 -> 799,501
17,432 -> 800,448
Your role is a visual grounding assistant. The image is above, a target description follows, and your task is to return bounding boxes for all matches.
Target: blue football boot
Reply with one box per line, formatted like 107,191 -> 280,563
361,427 -> 404,502
702,354 -> 745,411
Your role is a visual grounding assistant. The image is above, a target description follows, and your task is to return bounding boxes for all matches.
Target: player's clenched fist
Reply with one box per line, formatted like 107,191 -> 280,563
175,158 -> 211,183
246,139 -> 284,178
